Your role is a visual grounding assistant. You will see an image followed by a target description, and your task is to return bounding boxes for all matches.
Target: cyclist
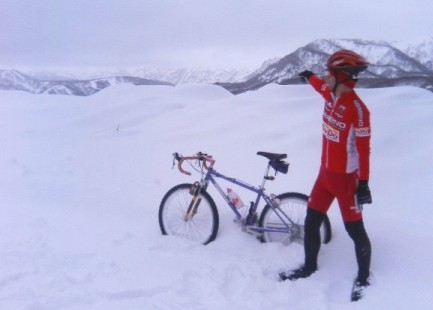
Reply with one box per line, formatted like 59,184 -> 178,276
280,50 -> 373,301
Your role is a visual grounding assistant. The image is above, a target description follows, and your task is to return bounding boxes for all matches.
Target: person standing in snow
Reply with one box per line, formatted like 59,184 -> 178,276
280,50 -> 373,301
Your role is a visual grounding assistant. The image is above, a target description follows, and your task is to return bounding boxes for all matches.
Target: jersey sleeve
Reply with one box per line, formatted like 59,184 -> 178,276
308,75 -> 333,103
353,100 -> 371,180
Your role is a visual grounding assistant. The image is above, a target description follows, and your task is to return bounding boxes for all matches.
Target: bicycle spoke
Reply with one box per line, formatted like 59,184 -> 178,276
159,184 -> 219,244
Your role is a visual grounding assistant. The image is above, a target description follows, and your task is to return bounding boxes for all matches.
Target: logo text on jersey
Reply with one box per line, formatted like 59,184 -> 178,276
323,112 -> 347,129
355,127 -> 371,137
354,100 -> 364,127
323,122 -> 340,142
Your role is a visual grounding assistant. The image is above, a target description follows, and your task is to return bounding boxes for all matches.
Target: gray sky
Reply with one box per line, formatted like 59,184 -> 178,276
1,0 -> 432,71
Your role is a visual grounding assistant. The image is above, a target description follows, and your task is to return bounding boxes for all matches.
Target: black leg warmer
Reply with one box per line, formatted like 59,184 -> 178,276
304,208 -> 326,271
344,220 -> 372,283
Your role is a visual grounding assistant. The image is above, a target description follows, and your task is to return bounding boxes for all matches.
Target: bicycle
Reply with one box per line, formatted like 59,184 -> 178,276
159,152 -> 332,245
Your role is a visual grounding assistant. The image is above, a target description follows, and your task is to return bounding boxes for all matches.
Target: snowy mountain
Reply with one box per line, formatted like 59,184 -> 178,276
22,67 -> 251,85
219,38 -> 433,94
0,67 -> 249,96
131,67 -> 251,84
0,70 -> 172,96
1,38 -> 433,96
394,37 -> 433,70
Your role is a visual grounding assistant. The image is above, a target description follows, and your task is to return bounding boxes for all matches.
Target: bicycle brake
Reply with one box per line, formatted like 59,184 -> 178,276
172,152 -> 181,169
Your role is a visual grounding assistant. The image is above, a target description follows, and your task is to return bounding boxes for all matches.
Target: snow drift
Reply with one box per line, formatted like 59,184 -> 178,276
1,83 -> 432,309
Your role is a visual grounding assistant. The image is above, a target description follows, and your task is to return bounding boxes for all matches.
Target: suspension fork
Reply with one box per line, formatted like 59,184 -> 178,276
184,180 -> 208,221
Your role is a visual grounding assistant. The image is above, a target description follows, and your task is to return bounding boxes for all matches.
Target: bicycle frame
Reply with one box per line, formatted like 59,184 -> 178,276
204,165 -> 270,217
194,159 -> 297,236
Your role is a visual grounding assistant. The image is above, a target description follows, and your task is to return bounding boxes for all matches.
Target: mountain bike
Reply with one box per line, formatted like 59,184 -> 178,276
158,152 -> 332,245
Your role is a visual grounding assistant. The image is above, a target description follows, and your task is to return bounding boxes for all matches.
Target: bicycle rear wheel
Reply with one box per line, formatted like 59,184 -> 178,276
158,183 -> 219,245
258,192 -> 331,245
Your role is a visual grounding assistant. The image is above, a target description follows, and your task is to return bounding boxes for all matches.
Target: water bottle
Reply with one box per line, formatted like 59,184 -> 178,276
226,188 -> 245,209
270,194 -> 281,207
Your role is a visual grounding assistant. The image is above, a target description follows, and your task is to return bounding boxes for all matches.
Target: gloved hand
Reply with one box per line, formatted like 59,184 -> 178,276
299,70 -> 315,82
356,180 -> 372,205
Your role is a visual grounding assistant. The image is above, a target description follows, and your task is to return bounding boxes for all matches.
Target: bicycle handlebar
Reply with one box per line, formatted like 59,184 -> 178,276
173,152 -> 215,176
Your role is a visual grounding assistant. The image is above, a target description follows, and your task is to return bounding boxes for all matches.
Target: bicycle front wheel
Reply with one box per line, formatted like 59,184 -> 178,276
258,192 -> 331,245
158,183 -> 219,245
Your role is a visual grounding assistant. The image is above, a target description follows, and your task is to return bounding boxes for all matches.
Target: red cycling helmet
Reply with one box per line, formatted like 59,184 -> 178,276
326,50 -> 369,76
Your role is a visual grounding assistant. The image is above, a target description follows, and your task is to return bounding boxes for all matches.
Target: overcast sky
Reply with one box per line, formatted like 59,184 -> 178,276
1,0 -> 432,71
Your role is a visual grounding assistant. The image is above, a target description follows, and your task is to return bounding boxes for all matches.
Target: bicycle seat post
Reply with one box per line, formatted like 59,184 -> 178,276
260,163 -> 272,190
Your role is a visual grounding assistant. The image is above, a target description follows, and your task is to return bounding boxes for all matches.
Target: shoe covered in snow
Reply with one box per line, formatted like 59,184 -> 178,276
351,277 -> 370,302
279,265 -> 316,281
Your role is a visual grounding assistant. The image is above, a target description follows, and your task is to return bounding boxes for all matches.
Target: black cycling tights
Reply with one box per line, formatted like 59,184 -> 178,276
344,219 -> 371,282
304,208 -> 371,282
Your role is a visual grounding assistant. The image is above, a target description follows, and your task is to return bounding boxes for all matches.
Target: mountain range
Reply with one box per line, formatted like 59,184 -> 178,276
218,38 -> 433,94
1,38 -> 432,96
0,70 -> 172,96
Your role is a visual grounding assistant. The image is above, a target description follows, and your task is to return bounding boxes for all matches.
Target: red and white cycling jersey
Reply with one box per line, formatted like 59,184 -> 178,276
308,75 -> 371,180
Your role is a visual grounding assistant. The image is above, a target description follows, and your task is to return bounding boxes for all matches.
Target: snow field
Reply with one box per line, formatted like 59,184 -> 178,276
1,83 -> 432,309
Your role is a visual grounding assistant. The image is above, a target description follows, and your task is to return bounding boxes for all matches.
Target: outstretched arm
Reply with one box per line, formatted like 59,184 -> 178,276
299,70 -> 333,103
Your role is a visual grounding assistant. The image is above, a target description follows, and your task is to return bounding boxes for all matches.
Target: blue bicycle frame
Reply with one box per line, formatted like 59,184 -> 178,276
199,161 -> 295,235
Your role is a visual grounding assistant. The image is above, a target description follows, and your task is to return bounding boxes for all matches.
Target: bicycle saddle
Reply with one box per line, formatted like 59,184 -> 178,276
257,151 -> 287,161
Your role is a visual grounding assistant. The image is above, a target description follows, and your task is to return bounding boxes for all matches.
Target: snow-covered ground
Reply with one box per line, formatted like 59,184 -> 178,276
1,83 -> 432,309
